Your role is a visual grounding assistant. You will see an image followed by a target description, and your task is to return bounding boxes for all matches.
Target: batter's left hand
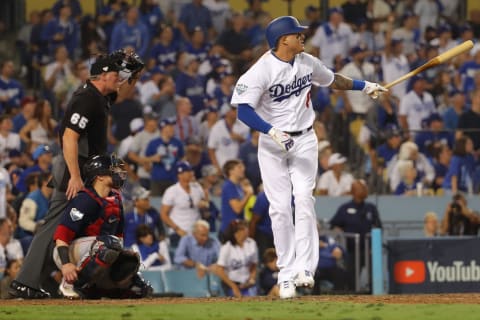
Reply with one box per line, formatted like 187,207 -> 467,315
362,81 -> 388,99
268,127 -> 294,152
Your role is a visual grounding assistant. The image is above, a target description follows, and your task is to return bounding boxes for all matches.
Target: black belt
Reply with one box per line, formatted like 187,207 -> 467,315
284,125 -> 313,137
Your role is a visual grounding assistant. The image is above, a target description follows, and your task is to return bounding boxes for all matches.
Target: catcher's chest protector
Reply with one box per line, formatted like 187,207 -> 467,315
82,188 -> 123,236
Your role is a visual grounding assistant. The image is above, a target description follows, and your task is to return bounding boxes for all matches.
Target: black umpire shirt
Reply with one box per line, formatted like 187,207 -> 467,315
59,80 -> 116,177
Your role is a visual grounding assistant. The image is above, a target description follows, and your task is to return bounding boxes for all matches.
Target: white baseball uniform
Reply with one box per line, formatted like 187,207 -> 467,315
381,53 -> 409,99
231,51 -> 334,283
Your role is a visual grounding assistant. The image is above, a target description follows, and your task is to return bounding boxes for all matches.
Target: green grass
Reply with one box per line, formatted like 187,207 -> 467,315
0,300 -> 479,320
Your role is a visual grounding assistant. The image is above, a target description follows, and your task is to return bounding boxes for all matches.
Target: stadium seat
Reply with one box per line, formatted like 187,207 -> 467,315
207,273 -> 225,297
140,270 -> 164,293
161,269 -> 210,297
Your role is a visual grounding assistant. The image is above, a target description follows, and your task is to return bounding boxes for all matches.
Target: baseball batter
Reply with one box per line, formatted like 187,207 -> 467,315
231,16 -> 387,299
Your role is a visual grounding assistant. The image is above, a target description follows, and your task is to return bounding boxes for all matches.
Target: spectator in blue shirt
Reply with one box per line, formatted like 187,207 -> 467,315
258,248 -> 279,296
184,27 -> 211,62
144,118 -> 184,196
148,25 -> 182,73
97,0 -> 128,46
109,6 -> 150,58
313,234 -> 347,293
51,0 -> 82,20
443,90 -> 465,131
138,0 -> 164,39
123,186 -> 164,248
16,144 -> 52,193
12,97 -> 35,133
174,219 -> 220,278
442,136 -> 476,194
431,144 -> 452,193
239,130 -> 261,193
219,159 -> 254,241
41,4 -> 79,57
415,113 -> 454,159
394,160 -> 420,196
175,54 -> 207,115
374,123 -> 402,169
17,173 -> 53,253
248,190 -> 273,260
0,60 -> 25,114
178,0 -> 214,41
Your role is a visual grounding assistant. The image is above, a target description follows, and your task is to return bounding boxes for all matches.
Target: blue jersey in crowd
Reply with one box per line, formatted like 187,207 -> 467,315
109,20 -> 150,58
442,154 -> 476,192
145,136 -> 184,183
42,17 -> 79,56
136,242 -> 164,267
123,208 -> 161,248
149,41 -> 182,71
139,6 -> 164,39
17,189 -> 50,237
415,131 -> 454,156
16,164 -> 51,193
178,3 -> 213,35
220,179 -> 245,233
376,143 -> 398,165
0,77 -> 24,113
175,72 -> 206,115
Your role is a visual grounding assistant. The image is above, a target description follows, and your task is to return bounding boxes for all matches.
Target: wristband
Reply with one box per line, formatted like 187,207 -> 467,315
352,79 -> 366,91
58,246 -> 70,265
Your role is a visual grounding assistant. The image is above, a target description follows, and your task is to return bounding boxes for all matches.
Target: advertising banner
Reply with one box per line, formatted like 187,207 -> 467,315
388,237 -> 480,293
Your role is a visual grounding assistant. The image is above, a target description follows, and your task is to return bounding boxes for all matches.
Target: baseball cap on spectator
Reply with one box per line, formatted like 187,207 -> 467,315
350,45 -> 366,55
328,153 -> 347,167
305,5 -> 319,14
449,89 -> 464,97
201,164 -> 217,178
90,54 -> 123,76
391,37 -> 403,46
403,11 -> 416,20
132,186 -> 150,200
183,54 -> 198,69
460,23 -> 473,34
328,7 -> 343,16
428,113 -> 443,125
185,136 -> 202,146
385,123 -> 402,139
176,161 -> 193,174
129,118 -> 144,134
32,144 -> 52,160
8,149 -> 21,158
437,24 -> 451,34
159,118 -> 176,129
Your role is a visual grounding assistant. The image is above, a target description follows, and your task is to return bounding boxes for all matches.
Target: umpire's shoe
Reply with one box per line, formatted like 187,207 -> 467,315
9,280 -> 51,299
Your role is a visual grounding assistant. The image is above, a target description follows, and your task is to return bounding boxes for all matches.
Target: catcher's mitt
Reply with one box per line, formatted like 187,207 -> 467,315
110,250 -> 140,282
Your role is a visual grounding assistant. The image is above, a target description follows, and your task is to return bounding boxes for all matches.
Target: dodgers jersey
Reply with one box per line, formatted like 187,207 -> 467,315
231,51 -> 334,132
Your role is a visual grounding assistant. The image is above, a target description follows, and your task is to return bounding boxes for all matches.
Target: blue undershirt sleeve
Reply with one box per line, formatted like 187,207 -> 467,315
237,103 -> 272,134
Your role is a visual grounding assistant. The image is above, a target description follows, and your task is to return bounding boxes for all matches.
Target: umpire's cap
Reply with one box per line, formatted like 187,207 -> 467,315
90,54 -> 123,76
266,16 -> 307,48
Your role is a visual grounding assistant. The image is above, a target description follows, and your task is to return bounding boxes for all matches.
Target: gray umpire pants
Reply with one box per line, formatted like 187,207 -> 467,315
15,188 -> 67,290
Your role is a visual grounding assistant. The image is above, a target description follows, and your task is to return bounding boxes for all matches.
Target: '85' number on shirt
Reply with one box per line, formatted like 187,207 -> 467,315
70,113 -> 89,129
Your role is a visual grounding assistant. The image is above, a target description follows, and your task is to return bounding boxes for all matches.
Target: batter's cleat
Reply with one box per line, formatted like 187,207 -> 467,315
59,278 -> 81,299
294,270 -> 315,288
8,280 -> 51,299
279,280 -> 296,299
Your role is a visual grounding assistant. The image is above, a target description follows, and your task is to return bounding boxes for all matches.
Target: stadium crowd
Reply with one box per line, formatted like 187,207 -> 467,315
0,0 -> 480,298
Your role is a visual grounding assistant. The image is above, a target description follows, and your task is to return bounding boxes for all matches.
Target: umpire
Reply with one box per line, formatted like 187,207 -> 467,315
9,51 -> 144,298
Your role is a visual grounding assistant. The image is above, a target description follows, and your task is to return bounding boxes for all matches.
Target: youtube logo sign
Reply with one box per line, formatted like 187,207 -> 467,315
394,261 -> 426,284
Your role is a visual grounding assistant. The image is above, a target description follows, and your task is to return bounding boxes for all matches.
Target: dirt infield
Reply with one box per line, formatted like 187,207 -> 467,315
2,294 -> 479,306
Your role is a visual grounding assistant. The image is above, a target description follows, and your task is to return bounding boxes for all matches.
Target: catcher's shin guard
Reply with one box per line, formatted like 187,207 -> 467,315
75,244 -> 121,289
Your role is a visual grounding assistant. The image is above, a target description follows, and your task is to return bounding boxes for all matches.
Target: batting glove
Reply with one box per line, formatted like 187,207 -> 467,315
362,81 -> 388,99
268,127 -> 294,152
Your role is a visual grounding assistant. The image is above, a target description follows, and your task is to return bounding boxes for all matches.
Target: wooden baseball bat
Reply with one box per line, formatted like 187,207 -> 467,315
384,40 -> 474,89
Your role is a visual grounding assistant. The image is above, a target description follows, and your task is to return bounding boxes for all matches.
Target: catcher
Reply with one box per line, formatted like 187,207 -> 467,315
52,154 -> 152,299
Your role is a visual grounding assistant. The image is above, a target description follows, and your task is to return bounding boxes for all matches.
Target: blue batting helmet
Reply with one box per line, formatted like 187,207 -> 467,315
265,16 -> 308,48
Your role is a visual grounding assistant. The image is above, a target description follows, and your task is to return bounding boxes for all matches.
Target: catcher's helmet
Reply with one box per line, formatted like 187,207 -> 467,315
265,16 -> 308,48
83,154 -> 126,188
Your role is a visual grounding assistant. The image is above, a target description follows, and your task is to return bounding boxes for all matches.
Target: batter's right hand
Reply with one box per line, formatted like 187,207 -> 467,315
66,175 -> 84,200
268,127 -> 294,152
61,263 -> 79,283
